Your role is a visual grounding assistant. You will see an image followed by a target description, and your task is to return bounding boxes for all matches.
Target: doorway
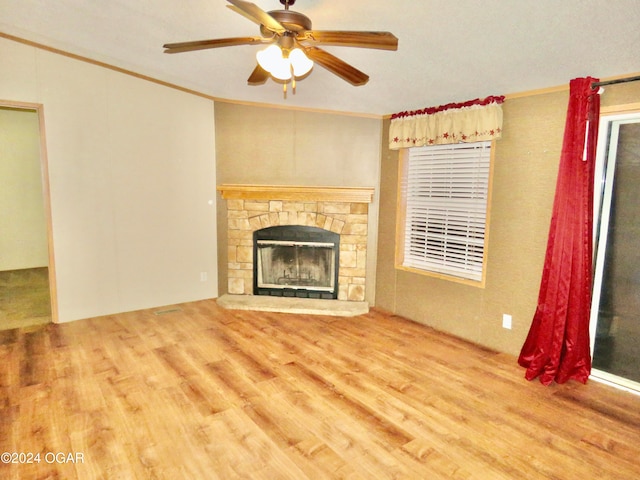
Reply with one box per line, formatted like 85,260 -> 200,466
0,101 -> 57,329
590,110 -> 640,392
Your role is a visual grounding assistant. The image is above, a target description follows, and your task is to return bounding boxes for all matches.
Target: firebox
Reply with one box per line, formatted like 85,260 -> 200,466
253,225 -> 340,299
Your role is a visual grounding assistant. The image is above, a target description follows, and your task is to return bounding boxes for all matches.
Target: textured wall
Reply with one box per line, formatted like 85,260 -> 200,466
214,102 -> 382,304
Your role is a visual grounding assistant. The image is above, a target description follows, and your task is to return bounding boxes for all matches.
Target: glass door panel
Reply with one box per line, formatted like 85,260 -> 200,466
591,116 -> 640,389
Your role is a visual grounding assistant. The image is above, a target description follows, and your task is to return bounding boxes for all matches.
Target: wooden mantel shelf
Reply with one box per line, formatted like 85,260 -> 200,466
217,184 -> 375,204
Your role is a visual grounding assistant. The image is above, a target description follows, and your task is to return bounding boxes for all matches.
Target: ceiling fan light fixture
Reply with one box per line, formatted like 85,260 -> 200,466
164,1 -> 398,91
256,44 -> 312,81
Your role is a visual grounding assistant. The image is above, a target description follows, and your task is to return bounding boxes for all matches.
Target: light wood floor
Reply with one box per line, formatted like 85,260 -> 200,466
1,299 -> 639,479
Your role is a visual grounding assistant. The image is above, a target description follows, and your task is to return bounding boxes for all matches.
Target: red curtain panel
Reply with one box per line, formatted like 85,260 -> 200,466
518,77 -> 600,385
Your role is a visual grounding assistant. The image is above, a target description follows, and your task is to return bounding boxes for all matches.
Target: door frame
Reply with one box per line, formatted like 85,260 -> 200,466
1,99 -> 58,324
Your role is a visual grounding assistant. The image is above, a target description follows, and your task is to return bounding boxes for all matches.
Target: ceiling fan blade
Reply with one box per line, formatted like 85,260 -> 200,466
302,31 -> 398,50
303,46 -> 369,86
163,36 -> 268,54
247,64 -> 270,85
226,0 -> 286,34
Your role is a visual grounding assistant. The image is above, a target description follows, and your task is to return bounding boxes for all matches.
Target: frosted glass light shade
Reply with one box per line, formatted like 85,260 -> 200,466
256,44 -> 291,80
256,45 -> 283,71
289,48 -> 313,76
256,45 -> 313,81
270,60 -> 292,80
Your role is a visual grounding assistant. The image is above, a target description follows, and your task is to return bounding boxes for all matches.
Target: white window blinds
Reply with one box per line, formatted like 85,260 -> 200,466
402,141 -> 491,282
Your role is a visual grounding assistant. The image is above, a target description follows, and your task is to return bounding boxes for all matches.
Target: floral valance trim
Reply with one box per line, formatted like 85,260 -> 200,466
389,96 -> 505,150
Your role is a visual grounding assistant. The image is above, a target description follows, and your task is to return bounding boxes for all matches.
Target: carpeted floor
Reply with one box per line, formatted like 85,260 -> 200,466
0,267 -> 52,330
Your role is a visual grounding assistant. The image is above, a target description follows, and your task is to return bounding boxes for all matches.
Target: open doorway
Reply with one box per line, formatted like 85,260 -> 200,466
0,101 -> 57,329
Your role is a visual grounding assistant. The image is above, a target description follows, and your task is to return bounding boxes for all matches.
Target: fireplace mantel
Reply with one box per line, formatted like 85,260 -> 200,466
217,184 -> 374,204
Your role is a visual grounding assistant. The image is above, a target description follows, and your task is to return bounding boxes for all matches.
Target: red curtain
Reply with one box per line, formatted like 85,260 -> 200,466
518,77 -> 600,385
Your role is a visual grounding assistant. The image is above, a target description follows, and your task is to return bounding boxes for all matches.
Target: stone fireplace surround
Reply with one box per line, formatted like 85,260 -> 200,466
218,184 -> 374,311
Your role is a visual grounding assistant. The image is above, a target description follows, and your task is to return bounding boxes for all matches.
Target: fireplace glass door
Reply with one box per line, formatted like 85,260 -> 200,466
253,225 -> 339,299
257,240 -> 335,291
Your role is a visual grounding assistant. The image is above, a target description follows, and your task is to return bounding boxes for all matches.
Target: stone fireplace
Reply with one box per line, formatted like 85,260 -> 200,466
217,184 -> 374,303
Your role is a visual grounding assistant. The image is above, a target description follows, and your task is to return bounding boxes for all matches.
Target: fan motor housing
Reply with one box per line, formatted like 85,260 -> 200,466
261,9 -> 312,36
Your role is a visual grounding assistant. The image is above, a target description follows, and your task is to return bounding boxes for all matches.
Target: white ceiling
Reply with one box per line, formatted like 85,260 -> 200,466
2,0 -> 640,116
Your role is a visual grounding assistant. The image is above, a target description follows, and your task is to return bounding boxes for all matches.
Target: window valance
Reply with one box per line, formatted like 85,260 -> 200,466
388,96 -> 505,150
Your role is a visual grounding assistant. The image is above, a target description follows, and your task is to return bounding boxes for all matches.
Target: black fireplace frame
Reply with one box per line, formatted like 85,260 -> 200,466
253,225 -> 340,299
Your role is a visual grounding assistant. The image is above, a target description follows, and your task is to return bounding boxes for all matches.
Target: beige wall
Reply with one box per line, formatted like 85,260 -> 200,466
214,102 -> 382,304
0,107 -> 48,270
0,37 -> 218,322
376,82 -> 640,356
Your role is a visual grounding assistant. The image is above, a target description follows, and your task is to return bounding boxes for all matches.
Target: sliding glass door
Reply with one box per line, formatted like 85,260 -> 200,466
590,112 -> 640,391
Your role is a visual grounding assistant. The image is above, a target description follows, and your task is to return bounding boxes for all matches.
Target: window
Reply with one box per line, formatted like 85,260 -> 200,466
397,141 -> 493,284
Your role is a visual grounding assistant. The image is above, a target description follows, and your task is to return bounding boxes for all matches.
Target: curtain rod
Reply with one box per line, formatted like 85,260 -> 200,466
592,75 -> 640,89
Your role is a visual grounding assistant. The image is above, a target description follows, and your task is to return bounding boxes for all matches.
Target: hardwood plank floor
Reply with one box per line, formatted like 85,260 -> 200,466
1,299 -> 639,479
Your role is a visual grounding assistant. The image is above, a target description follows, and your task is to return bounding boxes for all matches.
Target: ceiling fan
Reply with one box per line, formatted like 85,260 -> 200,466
163,0 -> 398,90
